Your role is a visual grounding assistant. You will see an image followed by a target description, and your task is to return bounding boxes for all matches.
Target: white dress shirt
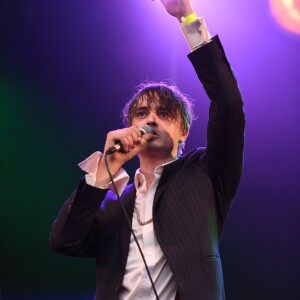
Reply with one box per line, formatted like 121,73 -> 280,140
120,166 -> 176,300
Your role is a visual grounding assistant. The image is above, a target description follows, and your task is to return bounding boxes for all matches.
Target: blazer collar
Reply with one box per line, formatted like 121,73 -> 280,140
118,184 -> 136,271
153,158 -> 182,206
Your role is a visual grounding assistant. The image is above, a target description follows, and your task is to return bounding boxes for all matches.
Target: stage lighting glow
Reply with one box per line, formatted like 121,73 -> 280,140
269,0 -> 300,34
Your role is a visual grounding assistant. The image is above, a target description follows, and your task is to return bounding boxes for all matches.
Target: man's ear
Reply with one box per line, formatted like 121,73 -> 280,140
179,129 -> 189,143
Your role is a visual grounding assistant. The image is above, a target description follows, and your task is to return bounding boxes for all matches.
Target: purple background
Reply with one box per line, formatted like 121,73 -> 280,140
1,0 -> 299,299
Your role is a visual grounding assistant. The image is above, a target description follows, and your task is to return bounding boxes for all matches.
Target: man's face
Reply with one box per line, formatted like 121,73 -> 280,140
130,98 -> 188,159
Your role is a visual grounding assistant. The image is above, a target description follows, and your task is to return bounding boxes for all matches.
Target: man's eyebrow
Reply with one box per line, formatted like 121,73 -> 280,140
134,106 -> 149,111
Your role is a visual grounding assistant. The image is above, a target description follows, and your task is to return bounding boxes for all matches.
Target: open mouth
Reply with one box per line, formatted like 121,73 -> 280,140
147,131 -> 159,142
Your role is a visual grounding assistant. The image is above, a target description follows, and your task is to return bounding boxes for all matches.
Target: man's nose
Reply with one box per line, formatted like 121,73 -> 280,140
146,112 -> 158,127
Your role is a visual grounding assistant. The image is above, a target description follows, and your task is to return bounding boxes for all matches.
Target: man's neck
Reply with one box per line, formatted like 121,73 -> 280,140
139,154 -> 176,189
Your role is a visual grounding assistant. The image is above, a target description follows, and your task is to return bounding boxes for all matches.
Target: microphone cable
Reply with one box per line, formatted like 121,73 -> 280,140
104,152 -> 159,300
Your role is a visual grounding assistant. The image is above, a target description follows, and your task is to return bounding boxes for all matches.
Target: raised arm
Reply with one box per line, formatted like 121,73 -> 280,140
189,37 -> 245,222
161,0 -> 245,220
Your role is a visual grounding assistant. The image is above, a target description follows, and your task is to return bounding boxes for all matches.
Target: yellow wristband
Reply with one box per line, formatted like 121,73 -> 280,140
181,13 -> 198,25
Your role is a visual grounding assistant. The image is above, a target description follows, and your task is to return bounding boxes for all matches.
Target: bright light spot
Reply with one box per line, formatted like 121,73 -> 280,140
269,0 -> 300,34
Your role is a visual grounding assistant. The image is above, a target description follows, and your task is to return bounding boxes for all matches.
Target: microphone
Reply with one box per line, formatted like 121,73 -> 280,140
106,125 -> 154,155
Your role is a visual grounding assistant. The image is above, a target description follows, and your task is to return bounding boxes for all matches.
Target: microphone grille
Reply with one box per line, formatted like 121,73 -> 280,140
139,125 -> 154,135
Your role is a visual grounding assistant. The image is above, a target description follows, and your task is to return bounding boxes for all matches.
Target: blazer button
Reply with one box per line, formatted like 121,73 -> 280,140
114,286 -> 119,294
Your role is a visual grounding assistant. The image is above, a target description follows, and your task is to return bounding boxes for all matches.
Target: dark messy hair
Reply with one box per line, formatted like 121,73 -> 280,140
122,82 -> 195,156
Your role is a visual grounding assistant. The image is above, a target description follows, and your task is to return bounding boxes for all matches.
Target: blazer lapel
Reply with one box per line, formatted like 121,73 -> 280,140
118,184 -> 136,271
153,159 -> 182,207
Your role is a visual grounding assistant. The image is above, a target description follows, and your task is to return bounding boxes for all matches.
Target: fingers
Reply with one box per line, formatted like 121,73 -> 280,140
139,136 -> 148,146
121,126 -> 142,152
106,125 -> 142,153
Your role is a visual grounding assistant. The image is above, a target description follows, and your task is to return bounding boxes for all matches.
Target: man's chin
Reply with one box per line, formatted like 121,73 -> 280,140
141,140 -> 173,156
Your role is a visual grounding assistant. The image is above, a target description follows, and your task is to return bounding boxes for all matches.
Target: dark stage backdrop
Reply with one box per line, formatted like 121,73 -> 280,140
1,0 -> 299,299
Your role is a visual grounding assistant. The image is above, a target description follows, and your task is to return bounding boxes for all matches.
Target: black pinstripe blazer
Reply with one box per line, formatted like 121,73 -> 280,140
50,35 -> 245,300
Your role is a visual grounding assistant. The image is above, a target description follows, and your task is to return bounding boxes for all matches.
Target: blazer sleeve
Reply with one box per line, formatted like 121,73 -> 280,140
188,35 -> 246,221
49,178 -> 109,257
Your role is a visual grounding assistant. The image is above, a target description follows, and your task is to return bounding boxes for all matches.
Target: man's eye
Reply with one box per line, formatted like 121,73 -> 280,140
136,111 -> 146,117
159,111 -> 169,118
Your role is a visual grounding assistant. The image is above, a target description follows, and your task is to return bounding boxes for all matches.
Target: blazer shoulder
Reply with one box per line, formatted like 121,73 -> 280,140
180,147 -> 207,164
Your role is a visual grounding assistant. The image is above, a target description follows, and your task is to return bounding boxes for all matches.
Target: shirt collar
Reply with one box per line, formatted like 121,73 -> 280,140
134,159 -> 176,190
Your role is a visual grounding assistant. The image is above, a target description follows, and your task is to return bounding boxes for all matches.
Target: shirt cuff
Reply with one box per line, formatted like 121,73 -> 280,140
181,17 -> 212,51
78,151 -> 130,196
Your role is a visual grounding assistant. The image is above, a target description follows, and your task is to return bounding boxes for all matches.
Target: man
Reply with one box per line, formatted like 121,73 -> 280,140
49,0 -> 245,299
